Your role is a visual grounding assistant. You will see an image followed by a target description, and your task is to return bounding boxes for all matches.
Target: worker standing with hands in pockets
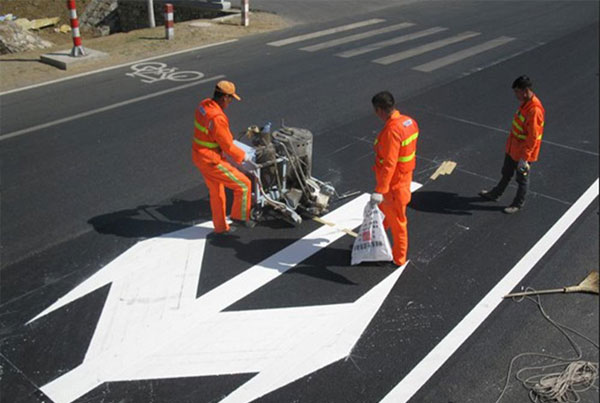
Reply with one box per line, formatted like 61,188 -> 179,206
370,91 -> 419,267
192,80 -> 254,235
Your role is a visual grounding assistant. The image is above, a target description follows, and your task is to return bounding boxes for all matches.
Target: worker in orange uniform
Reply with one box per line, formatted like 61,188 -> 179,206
479,75 -> 545,214
370,91 -> 419,266
192,80 -> 254,234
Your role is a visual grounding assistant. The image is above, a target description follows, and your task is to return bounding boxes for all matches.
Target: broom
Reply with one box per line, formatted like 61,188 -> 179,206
504,271 -> 599,298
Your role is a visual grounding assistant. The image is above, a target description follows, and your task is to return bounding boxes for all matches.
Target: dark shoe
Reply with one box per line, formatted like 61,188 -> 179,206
208,226 -> 237,238
503,205 -> 521,214
231,219 -> 256,228
479,189 -> 499,201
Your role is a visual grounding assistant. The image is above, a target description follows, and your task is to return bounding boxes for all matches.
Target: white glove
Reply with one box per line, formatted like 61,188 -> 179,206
243,153 -> 251,162
370,192 -> 384,205
517,159 -> 529,173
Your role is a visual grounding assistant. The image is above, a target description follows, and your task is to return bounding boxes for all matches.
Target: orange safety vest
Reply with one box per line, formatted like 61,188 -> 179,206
506,94 -> 545,162
373,110 -> 419,194
192,98 -> 245,165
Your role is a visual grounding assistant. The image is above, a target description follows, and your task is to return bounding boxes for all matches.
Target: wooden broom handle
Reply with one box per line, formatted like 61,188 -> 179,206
504,288 -> 565,298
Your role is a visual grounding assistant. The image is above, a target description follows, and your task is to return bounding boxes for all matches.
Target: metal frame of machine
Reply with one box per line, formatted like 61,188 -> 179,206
230,124 -> 336,225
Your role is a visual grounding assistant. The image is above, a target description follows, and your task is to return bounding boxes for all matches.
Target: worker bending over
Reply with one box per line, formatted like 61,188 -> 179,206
192,80 -> 253,234
370,91 -> 419,266
480,75 -> 545,214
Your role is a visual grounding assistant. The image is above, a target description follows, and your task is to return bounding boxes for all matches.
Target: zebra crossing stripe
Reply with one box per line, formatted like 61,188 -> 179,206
373,31 -> 481,65
336,27 -> 448,58
300,22 -> 415,52
413,36 -> 516,72
267,19 -> 385,47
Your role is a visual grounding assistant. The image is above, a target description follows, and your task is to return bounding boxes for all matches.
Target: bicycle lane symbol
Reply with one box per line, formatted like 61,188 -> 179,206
126,62 -> 205,84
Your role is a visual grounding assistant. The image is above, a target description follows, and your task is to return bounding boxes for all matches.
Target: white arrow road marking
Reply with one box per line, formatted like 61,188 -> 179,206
29,183 -> 422,403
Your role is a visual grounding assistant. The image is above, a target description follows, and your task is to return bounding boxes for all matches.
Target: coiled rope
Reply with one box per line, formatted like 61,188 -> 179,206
495,290 -> 599,403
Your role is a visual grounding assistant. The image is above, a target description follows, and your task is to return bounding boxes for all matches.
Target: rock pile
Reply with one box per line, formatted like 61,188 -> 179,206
0,21 -> 53,54
80,0 -> 119,37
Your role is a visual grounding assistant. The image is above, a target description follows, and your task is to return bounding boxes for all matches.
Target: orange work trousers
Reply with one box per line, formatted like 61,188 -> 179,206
194,158 -> 251,233
379,175 -> 412,266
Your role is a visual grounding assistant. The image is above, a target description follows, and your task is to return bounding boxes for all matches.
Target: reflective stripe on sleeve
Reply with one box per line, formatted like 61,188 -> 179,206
401,131 -> 419,147
512,119 -> 523,132
194,120 -> 209,134
398,151 -> 416,163
512,131 -> 527,140
194,138 -> 220,149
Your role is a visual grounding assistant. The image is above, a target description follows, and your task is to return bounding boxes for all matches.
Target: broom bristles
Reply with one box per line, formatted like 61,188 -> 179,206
564,271 -> 599,294
505,271 -> 599,298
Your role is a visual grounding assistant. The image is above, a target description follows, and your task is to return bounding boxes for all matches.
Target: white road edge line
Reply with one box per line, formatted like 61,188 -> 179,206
380,177 -> 599,403
0,39 -> 237,96
0,75 -> 224,142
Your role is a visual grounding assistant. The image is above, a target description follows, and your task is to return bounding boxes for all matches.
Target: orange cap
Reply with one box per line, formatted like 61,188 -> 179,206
215,80 -> 241,100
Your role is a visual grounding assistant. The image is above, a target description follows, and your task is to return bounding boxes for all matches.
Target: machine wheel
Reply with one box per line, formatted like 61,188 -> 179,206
250,207 -> 264,222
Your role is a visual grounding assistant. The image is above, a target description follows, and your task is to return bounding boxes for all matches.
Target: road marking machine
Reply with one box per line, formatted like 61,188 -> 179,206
231,122 -> 337,226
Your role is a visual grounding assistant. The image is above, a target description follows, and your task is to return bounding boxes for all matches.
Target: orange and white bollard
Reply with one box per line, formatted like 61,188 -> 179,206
67,0 -> 86,56
164,3 -> 174,40
241,0 -> 249,26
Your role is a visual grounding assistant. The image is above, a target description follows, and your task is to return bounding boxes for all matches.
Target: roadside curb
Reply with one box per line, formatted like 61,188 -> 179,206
0,39 -> 238,96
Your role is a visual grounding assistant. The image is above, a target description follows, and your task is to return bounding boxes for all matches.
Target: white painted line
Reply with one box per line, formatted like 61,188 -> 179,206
0,75 -> 224,142
267,19 -> 385,47
373,31 -> 481,65
300,22 -> 414,52
380,178 -> 599,403
336,27 -> 448,58
412,36 -> 515,72
0,39 -> 237,96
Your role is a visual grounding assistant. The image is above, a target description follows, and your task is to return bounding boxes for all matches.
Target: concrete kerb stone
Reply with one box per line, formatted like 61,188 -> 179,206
40,48 -> 109,70
189,9 -> 240,26
39,4 -> 242,70
210,9 -> 242,23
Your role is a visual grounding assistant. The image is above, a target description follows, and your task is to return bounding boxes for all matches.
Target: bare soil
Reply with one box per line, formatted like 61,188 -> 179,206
0,2 -> 289,92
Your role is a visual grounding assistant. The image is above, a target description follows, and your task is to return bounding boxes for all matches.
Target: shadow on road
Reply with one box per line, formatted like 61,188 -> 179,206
208,233 -> 356,285
88,198 -> 212,238
410,191 -> 505,215
89,197 -> 358,286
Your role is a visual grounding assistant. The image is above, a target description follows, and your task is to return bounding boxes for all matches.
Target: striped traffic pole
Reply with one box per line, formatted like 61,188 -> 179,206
164,3 -> 174,40
241,0 -> 249,27
67,0 -> 86,56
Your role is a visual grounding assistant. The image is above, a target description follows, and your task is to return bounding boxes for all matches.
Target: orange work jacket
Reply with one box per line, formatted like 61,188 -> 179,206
373,110 -> 419,194
192,98 -> 245,165
506,94 -> 545,162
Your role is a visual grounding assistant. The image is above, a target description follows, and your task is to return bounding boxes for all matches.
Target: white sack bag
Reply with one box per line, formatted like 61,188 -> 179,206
351,201 -> 393,265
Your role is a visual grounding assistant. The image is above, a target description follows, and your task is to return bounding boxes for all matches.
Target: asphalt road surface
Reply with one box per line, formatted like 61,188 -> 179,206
1,1 -> 598,403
